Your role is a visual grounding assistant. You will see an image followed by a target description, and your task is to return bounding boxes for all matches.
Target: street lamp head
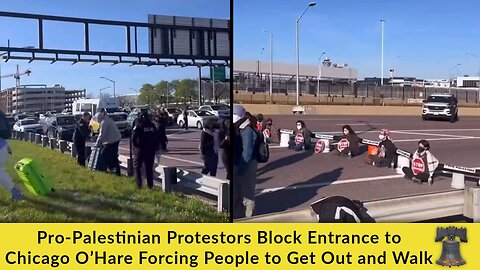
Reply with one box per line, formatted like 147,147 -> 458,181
309,2 -> 317,7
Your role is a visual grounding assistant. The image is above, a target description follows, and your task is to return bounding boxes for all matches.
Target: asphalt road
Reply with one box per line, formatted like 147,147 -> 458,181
118,127 -> 227,180
254,115 -> 480,216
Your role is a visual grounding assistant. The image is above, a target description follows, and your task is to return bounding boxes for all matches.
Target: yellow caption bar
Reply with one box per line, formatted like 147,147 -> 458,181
0,223 -> 477,269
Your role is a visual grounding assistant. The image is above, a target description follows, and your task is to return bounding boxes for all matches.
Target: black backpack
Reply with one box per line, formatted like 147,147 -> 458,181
255,130 -> 269,163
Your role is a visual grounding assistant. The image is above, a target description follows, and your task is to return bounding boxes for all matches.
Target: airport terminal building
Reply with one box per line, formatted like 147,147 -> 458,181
0,85 -> 86,114
233,59 -> 358,94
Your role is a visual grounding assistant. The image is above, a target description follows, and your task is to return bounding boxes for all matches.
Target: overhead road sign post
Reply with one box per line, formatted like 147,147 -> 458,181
0,12 -> 230,67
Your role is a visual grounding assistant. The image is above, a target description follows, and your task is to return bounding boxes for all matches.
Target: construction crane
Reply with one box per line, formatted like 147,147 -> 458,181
0,65 -> 32,113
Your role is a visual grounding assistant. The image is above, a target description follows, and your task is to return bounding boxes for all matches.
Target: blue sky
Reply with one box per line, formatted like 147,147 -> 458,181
234,0 -> 480,79
0,0 -> 229,96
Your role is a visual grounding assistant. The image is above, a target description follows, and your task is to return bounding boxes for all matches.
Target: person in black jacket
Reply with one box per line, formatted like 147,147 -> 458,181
367,129 -> 398,168
183,106 -> 189,130
132,112 -> 160,189
200,119 -> 219,177
219,119 -> 231,180
288,120 -> 313,151
153,107 -> 168,152
73,112 -> 91,166
337,125 -> 361,157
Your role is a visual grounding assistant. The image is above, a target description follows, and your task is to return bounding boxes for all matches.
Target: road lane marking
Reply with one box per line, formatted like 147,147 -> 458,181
256,174 -> 404,195
390,130 -> 473,139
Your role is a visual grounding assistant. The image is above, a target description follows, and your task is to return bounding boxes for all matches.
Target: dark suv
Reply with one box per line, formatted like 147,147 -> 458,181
45,115 -> 77,141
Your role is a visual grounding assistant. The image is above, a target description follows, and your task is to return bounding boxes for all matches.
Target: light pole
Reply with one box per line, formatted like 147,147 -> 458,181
448,63 -> 461,91
99,86 -> 110,97
296,2 -> 316,106
317,52 -> 326,100
262,30 -> 274,97
465,52 -> 480,101
100,76 -> 116,98
380,19 -> 385,86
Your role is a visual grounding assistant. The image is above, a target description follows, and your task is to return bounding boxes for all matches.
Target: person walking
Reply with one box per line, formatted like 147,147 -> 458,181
183,106 -> 189,130
132,112 -> 160,189
219,119 -> 231,180
233,105 -> 258,219
73,112 -> 91,166
153,107 -> 168,153
95,111 -> 122,176
200,119 -> 219,177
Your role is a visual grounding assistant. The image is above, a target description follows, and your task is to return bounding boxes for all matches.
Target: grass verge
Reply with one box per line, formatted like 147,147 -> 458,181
0,140 -> 228,222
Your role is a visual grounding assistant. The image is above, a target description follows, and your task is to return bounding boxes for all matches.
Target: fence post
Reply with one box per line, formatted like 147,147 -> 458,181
29,133 -> 35,143
35,134 -> 41,144
59,140 -> 67,153
71,143 -> 77,158
127,158 -> 134,177
41,136 -> 48,147
218,182 -> 229,212
49,138 -> 57,150
162,167 -> 177,193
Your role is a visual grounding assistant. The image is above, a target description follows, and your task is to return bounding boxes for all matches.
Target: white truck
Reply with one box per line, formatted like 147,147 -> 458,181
72,98 -> 129,136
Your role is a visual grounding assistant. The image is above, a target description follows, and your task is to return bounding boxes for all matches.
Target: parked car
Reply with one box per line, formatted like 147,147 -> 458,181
14,113 -> 34,121
166,108 -> 182,126
422,93 -> 458,122
199,104 -> 230,119
13,119 -> 43,134
176,110 -> 219,129
44,115 -> 77,141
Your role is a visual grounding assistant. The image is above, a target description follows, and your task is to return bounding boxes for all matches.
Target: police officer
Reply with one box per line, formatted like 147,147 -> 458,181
183,106 -> 189,130
132,112 -> 160,189
73,112 -> 91,166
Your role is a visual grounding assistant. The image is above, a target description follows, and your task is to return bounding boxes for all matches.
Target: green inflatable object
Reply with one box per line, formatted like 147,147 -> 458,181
14,158 -> 54,195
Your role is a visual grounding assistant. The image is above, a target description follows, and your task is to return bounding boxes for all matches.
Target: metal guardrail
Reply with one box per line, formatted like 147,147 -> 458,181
238,189 -> 470,223
11,130 -> 230,212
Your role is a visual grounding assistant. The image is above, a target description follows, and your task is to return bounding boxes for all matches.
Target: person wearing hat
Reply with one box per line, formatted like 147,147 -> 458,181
95,111 -> 122,176
233,104 -> 258,218
132,112 -> 160,189
402,139 -> 439,184
73,112 -> 91,166
366,129 -> 398,168
200,118 -> 220,177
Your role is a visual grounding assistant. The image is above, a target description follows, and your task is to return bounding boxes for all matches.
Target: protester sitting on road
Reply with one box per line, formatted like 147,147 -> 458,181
366,129 -> 398,168
233,105 -> 258,219
132,112 -> 160,189
264,118 -> 280,144
402,139 -> 439,185
336,125 -> 361,157
73,112 -> 91,167
219,119 -> 231,180
200,119 -> 220,177
288,120 -> 313,151
95,111 -> 122,176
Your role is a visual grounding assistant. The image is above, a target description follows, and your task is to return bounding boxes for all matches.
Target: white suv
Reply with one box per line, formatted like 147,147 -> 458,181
422,93 -> 458,122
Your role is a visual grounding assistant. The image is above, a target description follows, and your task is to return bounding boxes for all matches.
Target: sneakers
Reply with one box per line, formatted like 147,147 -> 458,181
11,187 -> 24,201
411,177 -> 422,184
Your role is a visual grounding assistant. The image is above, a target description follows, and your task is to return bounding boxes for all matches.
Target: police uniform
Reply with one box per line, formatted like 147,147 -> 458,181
73,118 -> 90,166
132,117 -> 160,189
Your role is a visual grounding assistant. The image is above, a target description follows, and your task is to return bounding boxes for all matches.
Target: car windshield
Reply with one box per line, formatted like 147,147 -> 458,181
426,96 -> 452,103
167,108 -> 182,114
196,111 -> 213,116
21,120 -> 37,125
211,105 -> 229,110
57,117 -> 76,125
104,108 -> 122,113
17,115 -> 32,120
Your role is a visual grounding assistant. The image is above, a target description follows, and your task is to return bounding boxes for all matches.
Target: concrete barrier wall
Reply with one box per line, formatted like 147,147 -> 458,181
239,103 -> 480,116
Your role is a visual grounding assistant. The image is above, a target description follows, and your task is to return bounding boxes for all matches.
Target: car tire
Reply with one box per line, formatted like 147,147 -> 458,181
422,115 -> 428,121
450,115 -> 456,123
197,121 -> 203,129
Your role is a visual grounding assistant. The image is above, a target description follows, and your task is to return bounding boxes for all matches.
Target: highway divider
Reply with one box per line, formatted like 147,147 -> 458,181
11,130 -> 229,212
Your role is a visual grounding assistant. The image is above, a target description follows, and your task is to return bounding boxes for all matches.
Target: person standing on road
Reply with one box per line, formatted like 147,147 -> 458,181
183,106 -> 189,130
73,112 -> 91,166
288,120 -> 313,151
200,119 -> 219,177
219,119 -> 231,180
153,107 -> 168,153
233,105 -> 258,219
366,129 -> 398,168
402,139 -> 439,184
95,112 -> 122,176
132,112 -> 160,189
